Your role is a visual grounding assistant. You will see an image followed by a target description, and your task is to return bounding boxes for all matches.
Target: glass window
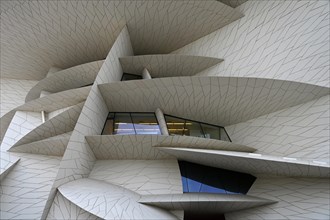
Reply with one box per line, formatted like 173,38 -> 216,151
179,161 -> 256,194
121,73 -> 142,81
131,113 -> 161,135
102,119 -> 114,135
113,113 -> 135,135
220,128 -> 231,142
201,123 -> 220,140
165,115 -> 185,136
164,114 -> 230,142
184,120 -> 204,138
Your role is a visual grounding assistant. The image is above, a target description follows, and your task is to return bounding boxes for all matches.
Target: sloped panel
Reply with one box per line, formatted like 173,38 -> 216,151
26,60 -> 103,102
119,55 -> 222,77
9,132 -> 72,156
11,103 -> 84,147
99,77 -> 329,126
85,135 -> 255,160
58,178 -> 177,220
159,147 -> 330,178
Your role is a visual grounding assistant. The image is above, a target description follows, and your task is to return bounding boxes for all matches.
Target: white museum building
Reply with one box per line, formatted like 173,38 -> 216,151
0,0 -> 329,219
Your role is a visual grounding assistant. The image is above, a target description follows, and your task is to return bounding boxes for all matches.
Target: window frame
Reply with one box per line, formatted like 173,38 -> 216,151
164,114 -> 231,142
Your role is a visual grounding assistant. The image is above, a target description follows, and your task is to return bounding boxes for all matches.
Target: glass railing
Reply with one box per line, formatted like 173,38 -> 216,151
164,114 -> 231,142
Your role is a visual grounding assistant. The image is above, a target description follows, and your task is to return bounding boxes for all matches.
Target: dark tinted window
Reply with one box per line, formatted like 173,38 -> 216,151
121,73 -> 142,81
179,161 -> 256,194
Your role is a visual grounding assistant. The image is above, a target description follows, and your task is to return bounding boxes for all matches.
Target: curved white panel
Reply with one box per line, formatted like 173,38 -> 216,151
58,178 -> 177,220
47,192 -> 102,220
119,55 -> 222,77
11,103 -> 84,147
85,135 -> 255,160
9,132 -> 72,156
26,60 -> 103,102
139,193 -> 275,213
159,147 -> 330,178
89,160 -> 182,196
1,1 -> 242,80
0,154 -> 20,181
98,77 -> 329,126
0,86 -> 90,143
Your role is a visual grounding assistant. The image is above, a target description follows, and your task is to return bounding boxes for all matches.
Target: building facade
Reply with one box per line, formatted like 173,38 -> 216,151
0,0 -> 329,219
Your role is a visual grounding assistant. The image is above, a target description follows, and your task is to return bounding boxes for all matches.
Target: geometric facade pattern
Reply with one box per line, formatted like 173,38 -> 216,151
1,0 -> 329,219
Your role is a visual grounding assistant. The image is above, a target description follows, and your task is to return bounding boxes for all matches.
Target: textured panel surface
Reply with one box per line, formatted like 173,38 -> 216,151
160,147 -> 330,178
0,79 -> 37,117
173,0 -> 330,87
58,178 -> 177,220
0,154 -> 61,220
85,135 -> 254,160
99,77 -> 329,126
89,160 -> 182,195
226,95 -> 330,163
225,177 -> 330,220
41,26 -> 135,219
119,55 -> 222,78
46,192 -> 101,220
25,60 -> 103,102
12,103 -> 84,147
0,87 -> 90,143
9,132 -> 71,156
1,0 -> 242,80
1,111 -> 42,152
0,154 -> 19,181
139,193 -> 275,213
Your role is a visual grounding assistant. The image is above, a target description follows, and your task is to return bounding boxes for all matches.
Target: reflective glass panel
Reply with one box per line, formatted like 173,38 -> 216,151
165,116 -> 186,136
220,128 -> 231,142
184,120 -> 204,138
131,113 -> 161,135
121,73 -> 142,81
179,161 -> 256,194
200,123 -> 220,139
102,119 -> 114,135
113,113 -> 135,135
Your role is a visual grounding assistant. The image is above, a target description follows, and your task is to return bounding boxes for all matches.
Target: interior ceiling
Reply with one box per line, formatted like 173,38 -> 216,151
0,0 -> 243,80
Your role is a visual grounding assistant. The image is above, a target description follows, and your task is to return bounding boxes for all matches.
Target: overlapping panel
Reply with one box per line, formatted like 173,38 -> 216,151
85,135 -> 254,160
1,0 -> 243,80
9,132 -> 71,156
89,160 -> 182,195
98,77 -> 329,126
174,0 -> 330,87
0,86 -> 90,143
226,95 -> 330,163
225,177 -> 330,220
139,193 -> 275,213
0,154 -> 61,219
159,148 -> 330,178
11,102 -> 84,147
58,178 -> 177,220
0,154 -> 20,181
42,26 -> 134,219
46,192 -> 102,220
119,55 -> 222,78
0,79 -> 37,117
25,60 -> 103,102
